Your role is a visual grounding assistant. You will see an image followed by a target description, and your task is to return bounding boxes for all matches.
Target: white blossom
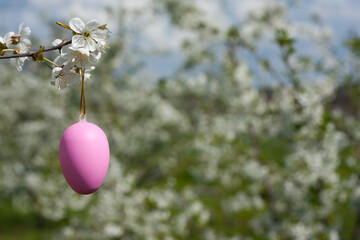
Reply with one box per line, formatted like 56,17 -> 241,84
61,46 -> 101,68
14,23 -> 31,48
51,60 -> 90,90
69,17 -> 110,53
7,23 -> 32,71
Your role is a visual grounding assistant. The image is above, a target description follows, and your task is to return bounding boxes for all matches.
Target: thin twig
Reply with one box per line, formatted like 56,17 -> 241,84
0,40 -> 72,59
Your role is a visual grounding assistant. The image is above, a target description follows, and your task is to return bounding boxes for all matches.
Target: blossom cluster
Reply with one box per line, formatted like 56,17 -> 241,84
0,17 -> 111,89
0,23 -> 31,71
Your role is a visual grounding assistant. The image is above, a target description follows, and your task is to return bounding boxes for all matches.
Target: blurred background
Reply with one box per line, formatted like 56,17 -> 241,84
1,0 -> 360,239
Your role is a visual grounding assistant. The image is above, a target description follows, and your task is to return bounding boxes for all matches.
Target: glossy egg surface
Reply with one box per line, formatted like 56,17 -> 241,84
59,121 -> 109,194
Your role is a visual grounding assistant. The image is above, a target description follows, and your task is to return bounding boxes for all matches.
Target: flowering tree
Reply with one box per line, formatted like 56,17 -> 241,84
1,0 -> 360,239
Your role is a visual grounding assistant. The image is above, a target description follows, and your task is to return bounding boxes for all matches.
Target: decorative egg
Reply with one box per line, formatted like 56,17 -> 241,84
59,121 -> 110,194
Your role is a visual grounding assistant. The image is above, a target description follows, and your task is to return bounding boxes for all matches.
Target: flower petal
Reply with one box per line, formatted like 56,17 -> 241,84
86,66 -> 95,72
18,43 -> 30,53
53,56 -> 64,65
84,72 -> 91,80
60,47 -> 73,60
63,60 -> 75,71
17,23 -> 24,35
90,51 -> 101,63
52,39 -> 62,46
71,46 -> 90,56
21,39 -> 31,47
16,57 -> 27,71
52,67 -> 62,78
86,38 -> 97,52
72,35 -> 86,49
55,78 -> 67,90
4,32 -> 14,41
64,72 -> 81,85
69,17 -> 85,33
21,27 -> 31,37
96,40 -> 107,52
91,29 -> 107,41
85,19 -> 100,31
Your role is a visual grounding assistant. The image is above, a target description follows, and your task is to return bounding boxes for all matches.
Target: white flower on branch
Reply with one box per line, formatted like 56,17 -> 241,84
0,18 -> 109,83
61,46 -> 101,69
69,17 -> 110,53
11,23 -> 32,48
51,60 -> 91,90
51,60 -> 80,90
8,23 -> 32,71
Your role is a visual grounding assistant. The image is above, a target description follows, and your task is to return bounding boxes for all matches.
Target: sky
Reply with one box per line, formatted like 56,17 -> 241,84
1,0 -> 359,48
0,0 -> 359,79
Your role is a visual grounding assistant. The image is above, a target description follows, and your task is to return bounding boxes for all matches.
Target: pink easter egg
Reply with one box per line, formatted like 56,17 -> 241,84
59,121 -> 110,194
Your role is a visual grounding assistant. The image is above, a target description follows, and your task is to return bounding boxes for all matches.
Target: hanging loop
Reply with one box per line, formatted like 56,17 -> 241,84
79,114 -> 87,122
79,67 -> 86,117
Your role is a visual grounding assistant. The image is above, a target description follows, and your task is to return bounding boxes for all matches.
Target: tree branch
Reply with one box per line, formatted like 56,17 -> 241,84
0,40 -> 72,59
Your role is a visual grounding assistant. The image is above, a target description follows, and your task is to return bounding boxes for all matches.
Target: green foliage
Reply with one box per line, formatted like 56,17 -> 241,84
345,36 -> 360,57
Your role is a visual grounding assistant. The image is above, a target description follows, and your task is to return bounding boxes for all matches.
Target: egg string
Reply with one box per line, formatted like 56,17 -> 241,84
79,68 -> 86,117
